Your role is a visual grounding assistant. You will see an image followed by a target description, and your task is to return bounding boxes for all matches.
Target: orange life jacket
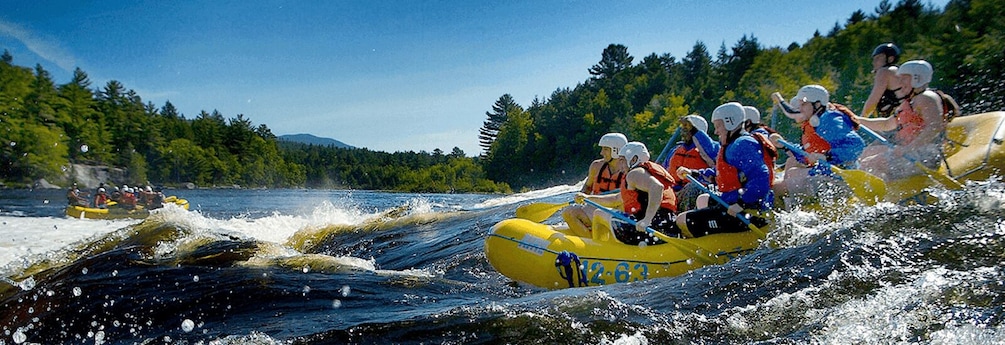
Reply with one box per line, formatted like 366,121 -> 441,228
668,144 -> 710,187
591,161 -> 624,194
94,193 -> 108,206
894,99 -> 926,145
716,133 -> 777,193
621,161 -> 678,216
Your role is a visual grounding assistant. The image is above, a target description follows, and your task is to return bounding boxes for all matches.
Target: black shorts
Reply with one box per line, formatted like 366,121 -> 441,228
612,208 -> 678,245
683,205 -> 768,237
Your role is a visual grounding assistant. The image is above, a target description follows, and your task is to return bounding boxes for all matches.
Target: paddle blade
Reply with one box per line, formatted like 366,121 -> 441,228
914,162 -> 965,190
515,202 -> 571,222
830,166 -> 887,205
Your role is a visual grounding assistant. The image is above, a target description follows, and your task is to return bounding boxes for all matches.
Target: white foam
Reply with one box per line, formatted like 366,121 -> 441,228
472,183 -> 580,209
0,216 -> 138,268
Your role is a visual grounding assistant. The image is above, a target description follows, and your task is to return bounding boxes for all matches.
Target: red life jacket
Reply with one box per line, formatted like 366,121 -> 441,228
94,193 -> 108,206
668,145 -> 710,187
621,161 -> 678,215
591,161 -> 624,194
716,133 -> 777,193
801,103 -> 860,155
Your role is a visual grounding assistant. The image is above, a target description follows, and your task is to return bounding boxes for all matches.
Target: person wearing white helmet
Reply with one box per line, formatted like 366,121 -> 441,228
855,59 -> 953,180
661,114 -> 717,212
675,102 -> 774,238
94,187 -> 109,209
576,141 -> 680,245
562,133 -> 629,237
770,85 -> 865,199
862,43 -> 903,118
121,185 -> 138,210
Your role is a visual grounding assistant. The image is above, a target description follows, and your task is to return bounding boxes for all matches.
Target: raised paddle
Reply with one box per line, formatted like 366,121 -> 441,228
858,125 -> 965,189
581,198 -> 717,265
776,139 -> 887,205
684,175 -> 767,238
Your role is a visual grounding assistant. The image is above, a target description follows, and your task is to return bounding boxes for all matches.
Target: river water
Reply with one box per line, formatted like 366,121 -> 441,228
1,183 -> 1003,344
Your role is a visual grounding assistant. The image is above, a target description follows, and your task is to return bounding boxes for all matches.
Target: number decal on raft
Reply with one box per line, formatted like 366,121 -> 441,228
581,260 -> 651,285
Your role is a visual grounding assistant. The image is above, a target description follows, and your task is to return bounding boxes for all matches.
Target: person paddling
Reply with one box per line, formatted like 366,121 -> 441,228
855,60 -> 958,180
576,142 -> 679,245
770,85 -> 864,200
676,102 -> 773,238
562,133 -> 628,237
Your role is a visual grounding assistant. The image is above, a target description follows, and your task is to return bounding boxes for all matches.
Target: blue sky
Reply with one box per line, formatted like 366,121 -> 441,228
0,1 -> 948,155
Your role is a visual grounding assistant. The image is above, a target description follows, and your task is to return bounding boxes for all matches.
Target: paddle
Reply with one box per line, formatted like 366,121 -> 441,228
858,125 -> 964,189
655,127 -> 682,167
581,198 -> 717,265
515,188 -> 622,222
776,139 -> 887,204
684,175 -> 767,238
515,201 -> 573,222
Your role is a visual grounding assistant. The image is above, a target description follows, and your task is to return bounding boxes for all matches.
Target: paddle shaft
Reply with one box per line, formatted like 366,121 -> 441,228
684,175 -> 767,237
582,198 -> 716,265
777,139 -> 829,169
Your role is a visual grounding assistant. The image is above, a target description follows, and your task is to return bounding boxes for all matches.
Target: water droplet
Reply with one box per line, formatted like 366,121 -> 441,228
81,268 -> 88,275
302,266 -> 310,273
8,141 -> 15,147
73,286 -> 82,296
302,285 -> 311,295
80,144 -> 89,153
181,319 -> 195,332
13,329 -> 27,343
332,299 -> 342,308
111,270 -> 118,277
340,285 -> 351,297
192,275 -> 199,282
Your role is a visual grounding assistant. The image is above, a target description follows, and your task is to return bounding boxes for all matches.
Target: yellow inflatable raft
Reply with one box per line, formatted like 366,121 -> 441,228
885,111 -> 1005,203
65,196 -> 189,220
485,217 -> 767,289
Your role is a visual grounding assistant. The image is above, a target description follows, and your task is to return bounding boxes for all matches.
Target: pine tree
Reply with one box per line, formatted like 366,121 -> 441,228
478,94 -> 520,157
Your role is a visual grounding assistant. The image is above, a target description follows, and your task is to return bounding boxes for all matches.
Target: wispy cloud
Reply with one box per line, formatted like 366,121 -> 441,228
0,19 -> 76,71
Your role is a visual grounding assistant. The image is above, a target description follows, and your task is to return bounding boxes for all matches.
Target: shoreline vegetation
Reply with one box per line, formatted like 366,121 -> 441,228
3,0 -> 1002,194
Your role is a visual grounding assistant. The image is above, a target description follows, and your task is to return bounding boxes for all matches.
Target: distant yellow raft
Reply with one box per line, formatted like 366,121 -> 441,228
65,196 -> 190,220
886,111 -> 1005,203
484,218 -> 767,289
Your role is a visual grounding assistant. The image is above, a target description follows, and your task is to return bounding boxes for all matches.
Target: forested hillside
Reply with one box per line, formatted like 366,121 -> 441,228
0,54 -> 508,193
479,0 -> 1004,189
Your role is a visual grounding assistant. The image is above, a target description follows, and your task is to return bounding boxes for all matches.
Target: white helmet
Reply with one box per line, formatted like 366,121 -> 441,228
598,133 -> 628,154
619,142 -> 650,168
711,102 -> 746,131
743,106 -> 761,124
897,60 -> 933,88
98,187 -> 105,193
791,85 -> 829,109
681,114 -> 708,133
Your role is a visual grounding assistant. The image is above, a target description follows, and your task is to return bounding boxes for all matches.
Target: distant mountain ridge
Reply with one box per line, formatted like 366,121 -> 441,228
278,134 -> 353,149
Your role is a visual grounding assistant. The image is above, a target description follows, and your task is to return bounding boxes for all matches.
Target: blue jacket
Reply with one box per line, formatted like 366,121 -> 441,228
814,110 -> 865,167
695,132 -> 773,210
